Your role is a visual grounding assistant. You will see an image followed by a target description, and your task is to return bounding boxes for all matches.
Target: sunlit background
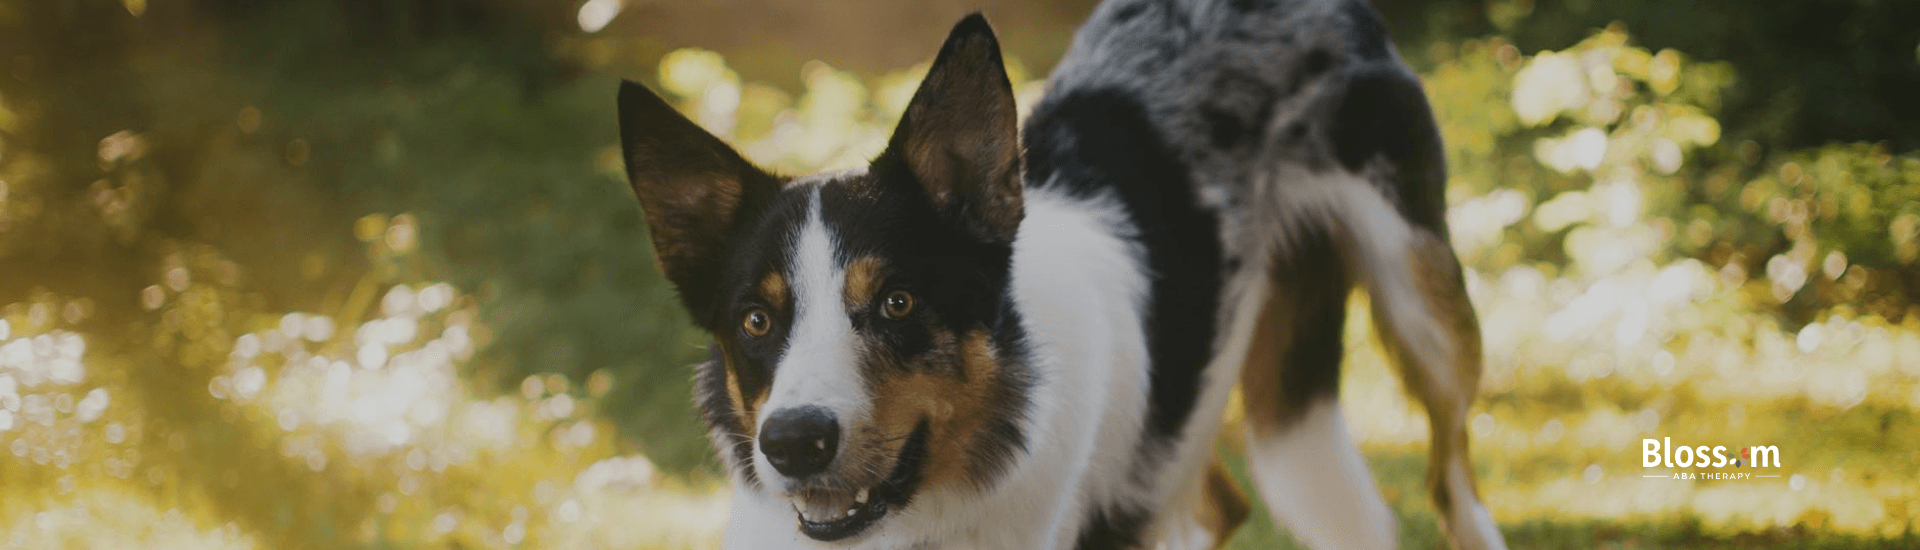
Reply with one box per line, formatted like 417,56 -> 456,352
2,0 -> 1919,548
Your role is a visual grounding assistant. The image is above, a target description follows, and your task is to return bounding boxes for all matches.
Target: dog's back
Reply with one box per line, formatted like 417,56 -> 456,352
1030,0 -> 1446,250
1025,1 -> 1507,549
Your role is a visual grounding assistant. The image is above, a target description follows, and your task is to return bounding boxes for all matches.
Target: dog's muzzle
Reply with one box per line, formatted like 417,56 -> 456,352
777,420 -> 931,542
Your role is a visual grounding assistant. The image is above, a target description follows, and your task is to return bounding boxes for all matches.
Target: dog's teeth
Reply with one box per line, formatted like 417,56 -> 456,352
855,489 -> 869,504
847,507 -> 859,518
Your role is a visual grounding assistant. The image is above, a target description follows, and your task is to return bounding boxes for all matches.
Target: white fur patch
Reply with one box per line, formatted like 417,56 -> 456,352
724,485 -> 810,548
1005,187 -> 1154,548
1243,399 -> 1398,550
754,189 -> 868,483
1445,457 -> 1510,550
1152,514 -> 1218,550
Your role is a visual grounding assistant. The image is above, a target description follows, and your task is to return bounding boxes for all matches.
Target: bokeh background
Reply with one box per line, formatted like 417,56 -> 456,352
2,0 -> 1919,548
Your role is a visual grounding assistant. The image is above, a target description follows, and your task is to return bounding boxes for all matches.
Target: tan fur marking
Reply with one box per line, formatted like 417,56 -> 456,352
1238,287 -> 1295,434
720,349 -> 760,438
863,328 -> 1006,491
1370,231 -> 1481,422
1410,235 -> 1483,391
1371,230 -> 1485,522
935,331 -> 1006,484
1198,458 -> 1251,548
959,330 -> 1002,382
725,367 -> 747,432
758,272 -> 788,311
747,385 -> 769,420
843,256 -> 886,311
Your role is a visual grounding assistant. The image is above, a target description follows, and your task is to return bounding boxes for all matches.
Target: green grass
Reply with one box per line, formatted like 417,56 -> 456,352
1220,448 -> 1920,549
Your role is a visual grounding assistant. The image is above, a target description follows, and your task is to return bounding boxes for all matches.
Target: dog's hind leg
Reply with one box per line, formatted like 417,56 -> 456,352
1292,173 -> 1506,550
1362,226 -> 1507,550
1237,230 -> 1398,550
1242,174 -> 1508,550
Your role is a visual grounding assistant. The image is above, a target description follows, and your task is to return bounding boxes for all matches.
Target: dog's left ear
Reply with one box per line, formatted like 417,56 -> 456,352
885,13 -> 1023,243
618,80 -> 781,321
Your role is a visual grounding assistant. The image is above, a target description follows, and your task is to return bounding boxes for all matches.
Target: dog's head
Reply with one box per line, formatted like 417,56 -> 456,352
617,14 -> 1030,543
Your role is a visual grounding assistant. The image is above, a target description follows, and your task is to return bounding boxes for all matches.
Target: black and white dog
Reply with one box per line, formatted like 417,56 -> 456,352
616,0 -> 1507,548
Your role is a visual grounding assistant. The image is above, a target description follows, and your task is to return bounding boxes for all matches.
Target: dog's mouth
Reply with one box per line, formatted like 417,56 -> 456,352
790,420 -> 930,542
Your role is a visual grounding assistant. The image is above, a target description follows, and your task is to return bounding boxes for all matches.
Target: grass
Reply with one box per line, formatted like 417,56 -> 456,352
1221,448 -> 1920,549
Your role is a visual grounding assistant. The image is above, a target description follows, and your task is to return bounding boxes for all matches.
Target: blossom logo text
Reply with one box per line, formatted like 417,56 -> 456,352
1642,437 -> 1781,480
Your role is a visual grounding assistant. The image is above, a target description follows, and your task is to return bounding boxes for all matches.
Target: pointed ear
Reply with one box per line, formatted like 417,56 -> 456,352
618,80 -> 778,319
885,13 -> 1023,243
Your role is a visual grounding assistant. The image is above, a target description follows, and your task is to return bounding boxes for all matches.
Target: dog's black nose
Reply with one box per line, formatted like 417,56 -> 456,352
759,406 -> 840,478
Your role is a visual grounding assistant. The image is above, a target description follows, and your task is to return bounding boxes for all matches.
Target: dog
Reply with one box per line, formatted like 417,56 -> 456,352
615,0 -> 1508,548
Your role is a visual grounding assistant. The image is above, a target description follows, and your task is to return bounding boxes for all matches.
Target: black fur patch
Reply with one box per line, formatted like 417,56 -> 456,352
1286,121 -> 1310,141
1024,88 -> 1223,449
1112,1 -> 1147,24
822,161 -> 1016,361
1273,227 -> 1351,418
1302,48 -> 1334,77
1341,0 -> 1393,60
884,420 -> 933,508
1329,65 -> 1449,233
1201,69 -> 1280,149
1229,0 -> 1272,12
1201,107 -> 1245,149
1072,506 -> 1148,550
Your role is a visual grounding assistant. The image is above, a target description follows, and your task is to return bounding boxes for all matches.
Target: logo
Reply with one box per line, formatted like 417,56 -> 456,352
1642,437 -> 1780,480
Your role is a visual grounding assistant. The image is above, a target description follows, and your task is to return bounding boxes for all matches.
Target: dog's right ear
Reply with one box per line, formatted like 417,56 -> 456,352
883,13 -> 1023,244
618,80 -> 779,321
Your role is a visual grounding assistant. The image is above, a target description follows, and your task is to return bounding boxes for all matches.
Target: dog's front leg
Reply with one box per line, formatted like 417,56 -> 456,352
1008,417 -> 1104,550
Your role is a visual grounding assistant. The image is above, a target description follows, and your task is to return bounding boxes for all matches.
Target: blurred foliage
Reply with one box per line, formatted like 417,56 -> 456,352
1377,0 -> 1920,152
0,0 -> 1917,549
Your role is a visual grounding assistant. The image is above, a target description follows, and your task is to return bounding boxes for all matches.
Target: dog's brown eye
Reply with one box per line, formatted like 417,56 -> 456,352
881,291 -> 914,319
742,309 -> 772,337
